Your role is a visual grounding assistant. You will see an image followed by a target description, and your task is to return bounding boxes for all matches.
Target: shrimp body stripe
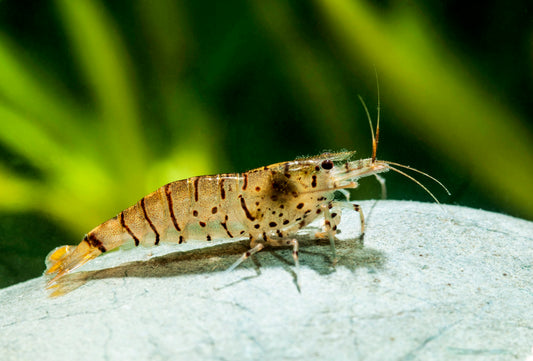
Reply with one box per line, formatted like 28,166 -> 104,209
165,183 -> 181,232
239,194 -> 255,221
220,219 -> 234,238
242,172 -> 248,191
140,197 -> 160,245
219,177 -> 226,199
120,211 -> 140,246
83,234 -> 107,253
193,177 -> 200,202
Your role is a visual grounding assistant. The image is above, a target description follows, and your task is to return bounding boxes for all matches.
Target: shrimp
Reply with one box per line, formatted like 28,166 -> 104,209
45,95 -> 449,291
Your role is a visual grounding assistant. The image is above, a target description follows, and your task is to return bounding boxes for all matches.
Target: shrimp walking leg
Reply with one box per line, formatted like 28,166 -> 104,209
225,242 -> 265,274
314,201 -> 365,263
352,203 -> 365,235
316,203 -> 339,262
263,236 -> 301,287
316,201 -> 365,236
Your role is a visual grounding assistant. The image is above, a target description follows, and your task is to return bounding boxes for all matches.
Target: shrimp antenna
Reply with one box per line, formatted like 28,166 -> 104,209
358,68 -> 380,164
382,161 -> 451,196
374,68 -> 380,163
386,164 -> 442,205
358,96 -> 375,162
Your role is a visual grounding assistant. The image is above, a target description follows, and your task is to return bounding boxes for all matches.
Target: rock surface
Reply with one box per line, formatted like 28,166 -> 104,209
1,200 -> 532,361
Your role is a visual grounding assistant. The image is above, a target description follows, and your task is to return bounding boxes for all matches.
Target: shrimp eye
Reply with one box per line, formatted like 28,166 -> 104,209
321,160 -> 334,170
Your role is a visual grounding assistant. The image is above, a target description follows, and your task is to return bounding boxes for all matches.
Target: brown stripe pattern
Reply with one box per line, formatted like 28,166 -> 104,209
84,234 -> 107,253
220,178 -> 226,199
165,184 -> 181,232
220,221 -> 234,238
120,212 -> 140,246
193,177 -> 200,202
141,198 -> 160,245
242,173 -> 248,191
239,194 -> 255,221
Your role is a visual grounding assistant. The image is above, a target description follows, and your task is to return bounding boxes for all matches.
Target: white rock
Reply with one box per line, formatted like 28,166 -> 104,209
1,201 -> 532,361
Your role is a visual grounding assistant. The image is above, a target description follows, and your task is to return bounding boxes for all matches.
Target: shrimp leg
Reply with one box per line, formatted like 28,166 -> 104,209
315,203 -> 340,262
265,237 -> 300,288
225,241 -> 265,274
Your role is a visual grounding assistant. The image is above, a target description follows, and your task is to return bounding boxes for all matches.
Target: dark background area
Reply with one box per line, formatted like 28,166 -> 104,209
0,0 -> 532,288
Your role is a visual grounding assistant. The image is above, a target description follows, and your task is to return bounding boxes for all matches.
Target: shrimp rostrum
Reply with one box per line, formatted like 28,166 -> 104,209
45,100 -> 448,290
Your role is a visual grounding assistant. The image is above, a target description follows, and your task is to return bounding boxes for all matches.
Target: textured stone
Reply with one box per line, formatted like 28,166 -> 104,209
1,201 -> 532,361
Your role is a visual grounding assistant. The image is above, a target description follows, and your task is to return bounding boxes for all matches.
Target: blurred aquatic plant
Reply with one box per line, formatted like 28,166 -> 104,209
0,0 -> 216,235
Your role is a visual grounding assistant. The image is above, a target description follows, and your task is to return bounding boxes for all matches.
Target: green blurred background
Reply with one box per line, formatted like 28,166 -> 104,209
0,0 -> 532,288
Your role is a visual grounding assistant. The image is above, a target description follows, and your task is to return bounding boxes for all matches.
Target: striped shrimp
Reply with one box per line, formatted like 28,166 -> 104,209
45,98 -> 448,291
